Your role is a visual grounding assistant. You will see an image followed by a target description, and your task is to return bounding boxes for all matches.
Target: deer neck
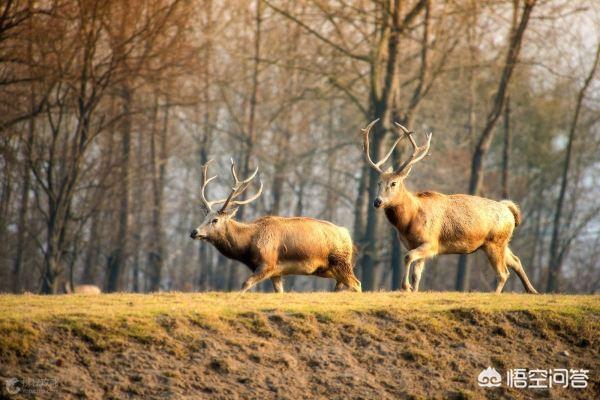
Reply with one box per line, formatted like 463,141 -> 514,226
209,220 -> 255,262
384,186 -> 419,232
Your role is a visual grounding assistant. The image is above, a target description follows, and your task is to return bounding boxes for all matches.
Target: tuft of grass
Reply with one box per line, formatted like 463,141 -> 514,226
0,319 -> 39,357
208,357 -> 231,374
400,348 -> 431,363
58,318 -> 109,352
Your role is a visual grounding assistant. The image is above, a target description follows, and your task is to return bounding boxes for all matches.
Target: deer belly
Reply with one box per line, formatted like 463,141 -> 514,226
440,239 -> 484,255
277,260 -> 328,276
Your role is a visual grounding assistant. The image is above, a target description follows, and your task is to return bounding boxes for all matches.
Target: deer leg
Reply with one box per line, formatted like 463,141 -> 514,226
505,247 -> 538,294
402,264 -> 413,292
403,244 -> 435,292
483,245 -> 509,293
241,265 -> 275,293
334,281 -> 345,291
271,276 -> 284,293
412,260 -> 426,292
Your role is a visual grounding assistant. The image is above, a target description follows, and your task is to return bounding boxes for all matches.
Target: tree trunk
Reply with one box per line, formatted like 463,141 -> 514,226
0,159 -> 13,290
546,42 -> 599,292
130,126 -> 145,292
323,102 -> 337,221
12,139 -> 31,293
40,215 -> 61,294
271,123 -> 290,216
501,97 -> 511,199
106,87 -> 132,292
353,163 -> 368,244
82,209 -> 101,284
361,127 -> 386,291
463,0 -> 479,145
148,99 -> 169,292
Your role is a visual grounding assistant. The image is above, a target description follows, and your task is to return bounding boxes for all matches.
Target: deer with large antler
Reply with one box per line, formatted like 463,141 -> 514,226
362,119 -> 537,293
190,159 -> 361,292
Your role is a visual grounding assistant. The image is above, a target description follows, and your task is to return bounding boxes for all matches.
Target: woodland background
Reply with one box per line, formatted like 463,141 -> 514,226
0,0 -> 598,294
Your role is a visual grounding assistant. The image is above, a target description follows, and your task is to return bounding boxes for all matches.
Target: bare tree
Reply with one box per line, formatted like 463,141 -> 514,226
455,0 -> 536,291
501,97 -> 511,199
0,0 -> 598,294
546,42 -> 600,292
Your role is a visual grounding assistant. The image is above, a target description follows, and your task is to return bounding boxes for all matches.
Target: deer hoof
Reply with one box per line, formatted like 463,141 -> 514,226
402,283 -> 413,292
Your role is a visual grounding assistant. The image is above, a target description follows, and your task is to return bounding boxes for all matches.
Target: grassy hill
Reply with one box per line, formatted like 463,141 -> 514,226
0,292 -> 598,399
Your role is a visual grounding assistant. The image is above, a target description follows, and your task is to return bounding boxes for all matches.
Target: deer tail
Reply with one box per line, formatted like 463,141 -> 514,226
501,200 -> 521,227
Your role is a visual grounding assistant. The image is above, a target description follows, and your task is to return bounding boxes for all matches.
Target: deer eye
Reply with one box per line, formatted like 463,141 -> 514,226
211,218 -> 218,224
390,181 -> 396,187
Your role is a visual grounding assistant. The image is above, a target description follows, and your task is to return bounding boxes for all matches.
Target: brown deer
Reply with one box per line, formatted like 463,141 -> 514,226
362,119 -> 537,293
190,160 -> 361,293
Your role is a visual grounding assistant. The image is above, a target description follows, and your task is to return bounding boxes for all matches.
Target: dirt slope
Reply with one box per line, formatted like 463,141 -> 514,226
0,293 -> 598,399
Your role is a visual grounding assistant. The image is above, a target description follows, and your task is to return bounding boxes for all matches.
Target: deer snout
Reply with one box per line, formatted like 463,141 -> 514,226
190,229 -> 199,239
373,197 -> 383,208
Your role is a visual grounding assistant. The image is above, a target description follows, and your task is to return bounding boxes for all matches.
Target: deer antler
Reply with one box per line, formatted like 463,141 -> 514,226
200,160 -> 228,212
393,122 -> 432,176
218,158 -> 263,213
361,118 -> 401,174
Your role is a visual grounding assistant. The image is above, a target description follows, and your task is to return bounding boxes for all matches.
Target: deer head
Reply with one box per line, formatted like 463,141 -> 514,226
362,118 -> 432,208
190,159 -> 263,240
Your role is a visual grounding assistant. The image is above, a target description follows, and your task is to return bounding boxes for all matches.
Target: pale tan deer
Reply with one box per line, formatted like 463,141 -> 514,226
190,160 -> 361,292
362,119 -> 537,293
64,282 -> 102,294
